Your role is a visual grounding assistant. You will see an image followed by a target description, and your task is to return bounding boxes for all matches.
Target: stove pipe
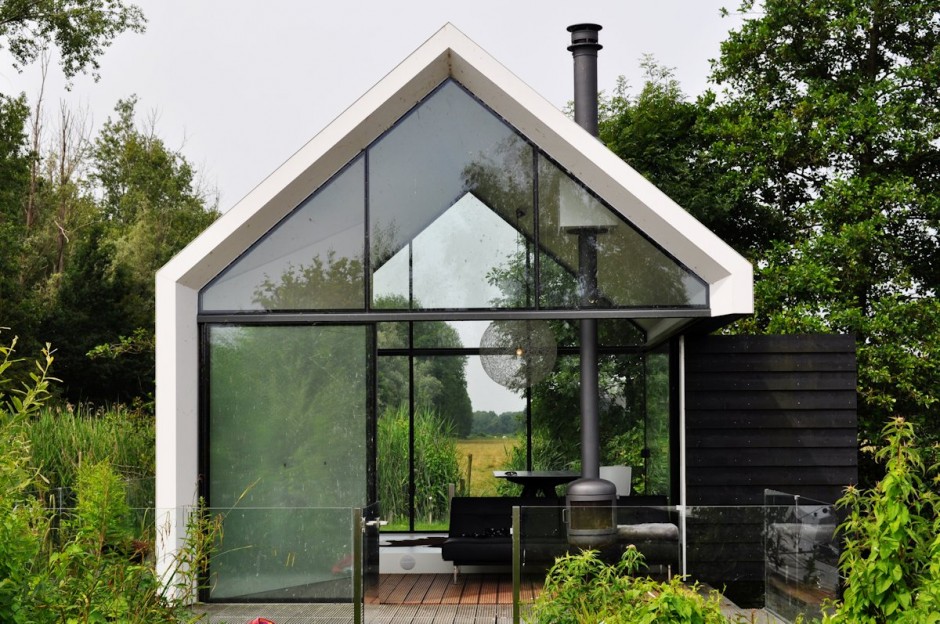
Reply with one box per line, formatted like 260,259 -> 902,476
567,23 -> 602,136
565,22 -> 617,548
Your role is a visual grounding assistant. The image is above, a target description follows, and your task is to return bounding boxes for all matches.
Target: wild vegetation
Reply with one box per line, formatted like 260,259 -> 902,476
0,0 -> 938,620
0,335 -> 217,623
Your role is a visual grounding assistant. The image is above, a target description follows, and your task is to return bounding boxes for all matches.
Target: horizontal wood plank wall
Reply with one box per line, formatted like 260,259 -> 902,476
683,334 -> 858,589
685,334 -> 858,506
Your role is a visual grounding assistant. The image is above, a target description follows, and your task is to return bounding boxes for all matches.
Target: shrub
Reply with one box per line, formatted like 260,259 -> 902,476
823,417 -> 940,623
0,333 -> 215,622
530,547 -> 730,624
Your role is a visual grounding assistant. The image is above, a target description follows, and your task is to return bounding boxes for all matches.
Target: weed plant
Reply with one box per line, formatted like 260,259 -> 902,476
822,417 -> 940,623
0,334 -> 216,623
530,547 -> 730,624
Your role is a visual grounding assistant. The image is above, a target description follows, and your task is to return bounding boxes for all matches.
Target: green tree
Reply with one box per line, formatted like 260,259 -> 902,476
93,96 -> 219,295
0,0 -> 145,80
707,0 -> 940,484
0,94 -> 31,340
39,222 -> 147,403
376,299 -> 473,438
598,59 -> 787,257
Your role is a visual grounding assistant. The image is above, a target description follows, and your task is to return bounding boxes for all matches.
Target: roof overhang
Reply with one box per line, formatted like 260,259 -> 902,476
158,22 -> 752,336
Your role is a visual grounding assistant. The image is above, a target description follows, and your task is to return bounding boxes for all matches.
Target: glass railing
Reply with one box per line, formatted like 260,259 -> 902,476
762,490 -> 840,622
46,491 -> 839,623
512,500 -> 838,624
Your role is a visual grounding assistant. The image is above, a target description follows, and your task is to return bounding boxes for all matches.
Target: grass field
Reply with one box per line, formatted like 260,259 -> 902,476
456,437 -> 519,496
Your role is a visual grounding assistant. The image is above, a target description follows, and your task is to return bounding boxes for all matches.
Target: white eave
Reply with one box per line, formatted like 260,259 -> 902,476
158,22 -> 752,327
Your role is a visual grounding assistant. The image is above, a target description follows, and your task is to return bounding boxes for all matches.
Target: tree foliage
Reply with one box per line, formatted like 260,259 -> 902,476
599,1 -> 940,487
705,0 -> 940,483
0,0 -> 145,80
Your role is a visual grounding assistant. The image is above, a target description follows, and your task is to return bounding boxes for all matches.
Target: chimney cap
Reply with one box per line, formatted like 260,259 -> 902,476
567,23 -> 603,50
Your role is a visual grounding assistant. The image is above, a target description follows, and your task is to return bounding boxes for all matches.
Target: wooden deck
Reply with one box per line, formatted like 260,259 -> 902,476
369,573 -> 542,605
193,574 -> 787,623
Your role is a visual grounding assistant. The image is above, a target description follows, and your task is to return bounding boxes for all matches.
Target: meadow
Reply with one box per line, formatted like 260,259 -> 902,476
455,437 -> 518,496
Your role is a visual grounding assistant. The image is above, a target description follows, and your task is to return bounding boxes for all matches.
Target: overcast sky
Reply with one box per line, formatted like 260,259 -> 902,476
0,1 -> 750,413
0,1 -> 747,212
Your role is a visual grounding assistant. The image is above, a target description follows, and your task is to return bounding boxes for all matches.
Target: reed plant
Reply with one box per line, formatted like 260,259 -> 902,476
377,403 -> 462,528
27,404 -> 154,492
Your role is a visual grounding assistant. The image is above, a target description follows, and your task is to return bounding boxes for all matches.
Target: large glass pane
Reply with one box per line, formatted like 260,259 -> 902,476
201,157 -> 365,311
207,324 -> 368,599
645,348 -> 672,499
376,355 -> 410,530
413,354 -> 472,531
537,154 -> 708,309
527,353 -> 646,477
370,80 -> 535,309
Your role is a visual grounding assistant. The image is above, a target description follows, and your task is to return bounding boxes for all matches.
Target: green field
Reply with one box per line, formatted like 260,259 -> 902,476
456,437 -> 518,496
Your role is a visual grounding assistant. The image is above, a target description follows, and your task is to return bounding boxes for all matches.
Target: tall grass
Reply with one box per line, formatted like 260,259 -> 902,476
26,404 -> 154,509
377,404 -> 462,528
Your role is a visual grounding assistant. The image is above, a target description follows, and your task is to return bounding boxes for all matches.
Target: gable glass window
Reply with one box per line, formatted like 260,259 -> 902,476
200,79 -> 707,315
201,156 -> 366,312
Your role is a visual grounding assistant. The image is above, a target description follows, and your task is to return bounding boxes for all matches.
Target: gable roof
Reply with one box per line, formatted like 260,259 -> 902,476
158,23 -> 752,339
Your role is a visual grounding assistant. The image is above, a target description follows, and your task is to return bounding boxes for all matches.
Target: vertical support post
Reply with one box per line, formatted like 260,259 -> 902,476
353,507 -> 363,624
678,337 -> 688,578
512,505 -> 521,624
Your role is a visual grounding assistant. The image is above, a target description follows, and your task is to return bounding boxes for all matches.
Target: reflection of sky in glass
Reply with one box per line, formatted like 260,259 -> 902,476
202,157 -> 365,311
373,193 -> 523,309
453,321 -> 525,413
369,81 -> 522,271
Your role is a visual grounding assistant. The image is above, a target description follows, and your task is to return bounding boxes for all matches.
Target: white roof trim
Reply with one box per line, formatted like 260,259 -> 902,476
158,22 -> 752,318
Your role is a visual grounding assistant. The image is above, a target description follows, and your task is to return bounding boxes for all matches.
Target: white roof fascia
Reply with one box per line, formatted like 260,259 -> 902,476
442,30 -> 752,318
157,22 -> 751,317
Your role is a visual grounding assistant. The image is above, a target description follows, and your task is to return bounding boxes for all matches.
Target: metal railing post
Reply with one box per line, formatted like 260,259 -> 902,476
512,505 -> 521,624
353,507 -> 363,624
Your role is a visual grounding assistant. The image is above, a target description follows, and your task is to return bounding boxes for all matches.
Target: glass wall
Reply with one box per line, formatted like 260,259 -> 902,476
644,347 -> 672,499
206,324 -> 369,599
201,79 -> 707,316
201,158 -> 366,312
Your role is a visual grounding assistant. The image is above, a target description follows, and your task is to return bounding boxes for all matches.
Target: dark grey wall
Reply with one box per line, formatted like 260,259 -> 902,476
685,334 -> 858,506
682,334 -> 857,595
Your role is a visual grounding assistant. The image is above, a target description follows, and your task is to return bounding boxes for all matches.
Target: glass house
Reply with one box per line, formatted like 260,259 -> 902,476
156,24 -> 752,602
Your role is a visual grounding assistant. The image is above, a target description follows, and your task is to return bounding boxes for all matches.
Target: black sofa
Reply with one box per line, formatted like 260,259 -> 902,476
441,496 -> 567,578
441,495 -> 679,578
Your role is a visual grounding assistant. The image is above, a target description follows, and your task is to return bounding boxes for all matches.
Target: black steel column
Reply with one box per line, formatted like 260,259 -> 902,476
568,24 -> 602,136
568,23 -> 603,480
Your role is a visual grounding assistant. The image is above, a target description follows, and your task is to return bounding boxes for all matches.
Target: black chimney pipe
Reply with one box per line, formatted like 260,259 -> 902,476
564,22 -> 617,548
567,24 -> 602,137
568,22 -> 603,481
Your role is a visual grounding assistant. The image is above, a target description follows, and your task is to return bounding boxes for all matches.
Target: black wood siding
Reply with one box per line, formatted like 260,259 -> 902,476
685,334 -> 858,506
683,334 -> 857,596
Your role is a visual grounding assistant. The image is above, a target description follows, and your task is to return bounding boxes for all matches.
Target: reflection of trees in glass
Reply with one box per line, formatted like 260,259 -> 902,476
209,325 -> 367,509
644,352 -> 671,497
252,251 -> 363,310
207,325 -> 367,594
536,155 -> 694,308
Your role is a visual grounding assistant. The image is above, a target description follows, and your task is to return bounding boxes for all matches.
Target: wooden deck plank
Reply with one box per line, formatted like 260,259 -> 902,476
477,574 -> 500,605
440,575 -> 467,605
459,575 -> 482,605
422,574 -> 452,605
497,575 -> 514,605
402,573 -> 435,604
385,574 -> 416,605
